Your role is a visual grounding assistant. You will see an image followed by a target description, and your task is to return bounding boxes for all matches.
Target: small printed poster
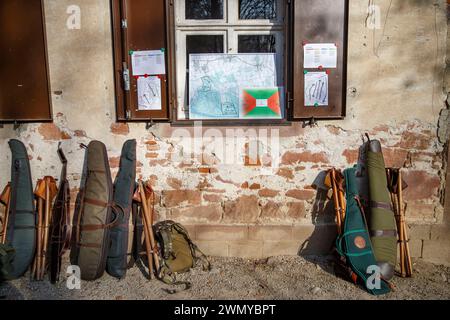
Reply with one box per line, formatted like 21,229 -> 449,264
241,88 -> 282,119
131,50 -> 166,76
137,76 -> 162,111
304,72 -> 328,107
304,43 -> 337,69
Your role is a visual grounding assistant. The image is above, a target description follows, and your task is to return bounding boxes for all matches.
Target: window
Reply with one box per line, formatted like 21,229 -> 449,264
0,0 -> 52,123
174,0 -> 285,122
111,0 -> 348,124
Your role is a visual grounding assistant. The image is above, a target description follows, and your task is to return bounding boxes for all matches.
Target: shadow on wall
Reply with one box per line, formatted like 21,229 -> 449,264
297,171 -> 338,273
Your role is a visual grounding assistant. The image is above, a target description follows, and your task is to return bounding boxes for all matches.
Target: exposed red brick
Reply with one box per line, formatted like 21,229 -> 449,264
216,175 -> 237,185
203,194 -> 222,203
171,204 -> 222,223
110,123 -> 130,136
109,156 -> 120,168
405,202 -> 436,221
163,190 -> 202,207
241,182 -> 249,189
287,202 -> 306,219
285,189 -> 316,201
145,140 -> 158,145
145,153 -> 159,159
198,167 -> 212,174
249,183 -> 261,190
396,132 -> 432,150
260,201 -> 283,221
281,151 -> 329,165
38,123 -> 71,141
74,130 -> 86,137
148,175 -> 158,187
383,148 -> 409,168
146,143 -> 160,151
277,168 -> 294,179
197,178 -> 213,190
327,126 -> 342,135
166,177 -> 182,190
244,155 -> 262,167
224,195 -> 260,223
403,170 -> 440,200
342,149 -> 358,164
258,189 -> 280,198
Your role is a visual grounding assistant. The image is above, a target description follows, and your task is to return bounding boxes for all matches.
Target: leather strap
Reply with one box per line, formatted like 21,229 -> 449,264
370,201 -> 393,211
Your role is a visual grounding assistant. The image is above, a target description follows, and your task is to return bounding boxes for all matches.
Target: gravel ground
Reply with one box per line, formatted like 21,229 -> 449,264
0,256 -> 449,300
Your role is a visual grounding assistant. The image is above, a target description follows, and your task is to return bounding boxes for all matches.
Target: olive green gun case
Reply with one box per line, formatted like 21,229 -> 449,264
71,141 -> 122,281
106,139 -> 137,279
367,140 -> 397,280
6,139 -> 36,279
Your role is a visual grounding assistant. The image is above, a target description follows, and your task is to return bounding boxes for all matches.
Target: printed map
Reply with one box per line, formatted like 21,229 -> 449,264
189,54 -> 278,119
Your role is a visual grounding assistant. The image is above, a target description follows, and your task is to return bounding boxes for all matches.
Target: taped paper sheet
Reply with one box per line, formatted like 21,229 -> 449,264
304,43 -> 337,69
131,50 -> 166,76
304,72 -> 328,107
137,76 -> 162,111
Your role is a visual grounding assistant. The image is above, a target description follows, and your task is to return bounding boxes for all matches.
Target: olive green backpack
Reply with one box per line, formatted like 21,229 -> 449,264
153,221 -> 210,292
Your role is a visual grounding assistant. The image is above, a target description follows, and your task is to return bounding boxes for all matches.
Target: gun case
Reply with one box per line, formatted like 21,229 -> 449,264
49,143 -> 72,283
6,139 -> 36,279
367,140 -> 398,280
106,139 -> 137,279
71,141 -> 121,281
336,167 -> 391,295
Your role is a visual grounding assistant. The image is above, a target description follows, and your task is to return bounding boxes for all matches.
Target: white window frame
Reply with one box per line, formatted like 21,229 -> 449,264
174,0 -> 285,121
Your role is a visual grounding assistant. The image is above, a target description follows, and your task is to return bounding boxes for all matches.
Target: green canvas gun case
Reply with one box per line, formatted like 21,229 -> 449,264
7,139 -> 36,279
106,139 -> 137,279
336,167 -> 391,295
71,141 -> 121,281
367,140 -> 397,280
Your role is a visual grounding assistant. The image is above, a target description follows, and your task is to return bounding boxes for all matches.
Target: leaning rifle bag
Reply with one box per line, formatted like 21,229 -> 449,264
6,139 -> 36,279
336,167 -> 391,296
367,139 -> 398,280
71,141 -> 120,281
49,144 -> 72,284
106,139 -> 137,279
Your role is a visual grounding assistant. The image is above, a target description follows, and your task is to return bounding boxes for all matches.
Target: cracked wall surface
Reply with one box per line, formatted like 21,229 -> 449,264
0,0 -> 449,264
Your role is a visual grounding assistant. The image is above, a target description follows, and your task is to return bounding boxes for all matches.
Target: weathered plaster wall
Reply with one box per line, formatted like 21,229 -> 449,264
1,0 -> 449,264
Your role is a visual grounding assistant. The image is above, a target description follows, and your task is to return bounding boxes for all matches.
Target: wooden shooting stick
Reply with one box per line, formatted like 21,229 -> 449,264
32,177 -> 57,280
328,169 -> 342,235
398,170 -> 412,277
41,177 -> 58,279
139,180 -> 160,277
0,183 -> 11,244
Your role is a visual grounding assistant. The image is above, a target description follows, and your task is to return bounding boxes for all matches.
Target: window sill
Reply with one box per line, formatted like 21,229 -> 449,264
170,119 -> 293,127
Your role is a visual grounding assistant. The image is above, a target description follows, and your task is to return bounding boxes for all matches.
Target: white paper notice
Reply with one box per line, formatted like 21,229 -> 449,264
304,72 -> 328,107
131,50 -> 166,76
304,43 -> 337,69
137,76 -> 162,111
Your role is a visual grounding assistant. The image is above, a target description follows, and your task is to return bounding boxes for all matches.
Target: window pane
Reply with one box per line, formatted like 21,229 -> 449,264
238,35 -> 276,53
239,0 -> 277,20
186,35 -> 224,64
186,0 -> 224,20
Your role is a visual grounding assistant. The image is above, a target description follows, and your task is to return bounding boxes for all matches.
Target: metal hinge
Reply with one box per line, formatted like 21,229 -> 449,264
121,19 -> 127,29
126,110 -> 131,120
123,62 -> 130,91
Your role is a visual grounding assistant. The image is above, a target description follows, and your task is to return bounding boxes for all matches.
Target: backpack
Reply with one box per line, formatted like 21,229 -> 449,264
0,244 -> 15,282
153,221 -> 210,290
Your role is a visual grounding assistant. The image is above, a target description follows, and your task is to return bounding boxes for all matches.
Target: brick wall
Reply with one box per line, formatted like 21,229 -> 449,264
0,0 -> 449,266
